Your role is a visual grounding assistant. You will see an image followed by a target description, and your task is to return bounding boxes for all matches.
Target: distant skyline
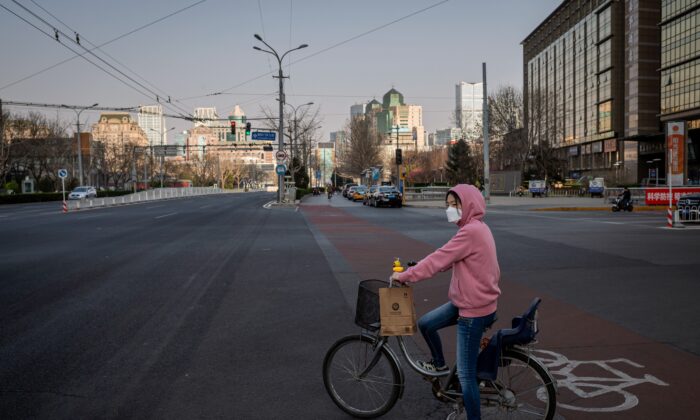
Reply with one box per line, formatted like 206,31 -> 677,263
0,0 -> 562,140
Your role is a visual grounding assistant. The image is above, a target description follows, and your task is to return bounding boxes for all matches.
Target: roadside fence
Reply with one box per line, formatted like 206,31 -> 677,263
67,187 -> 226,211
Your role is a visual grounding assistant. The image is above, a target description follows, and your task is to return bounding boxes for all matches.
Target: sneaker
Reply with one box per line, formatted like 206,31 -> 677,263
418,359 -> 449,372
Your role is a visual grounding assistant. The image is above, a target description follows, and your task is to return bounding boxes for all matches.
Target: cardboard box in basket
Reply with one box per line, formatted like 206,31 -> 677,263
379,287 -> 417,336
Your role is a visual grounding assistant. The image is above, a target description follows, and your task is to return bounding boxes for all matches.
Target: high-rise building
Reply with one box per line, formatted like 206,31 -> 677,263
455,82 -> 483,140
137,105 -> 165,148
350,103 -> 366,118
523,0 -> 663,184
660,0 -> 700,184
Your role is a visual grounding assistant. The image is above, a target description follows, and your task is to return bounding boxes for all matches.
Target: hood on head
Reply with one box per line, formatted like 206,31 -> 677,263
447,184 -> 485,226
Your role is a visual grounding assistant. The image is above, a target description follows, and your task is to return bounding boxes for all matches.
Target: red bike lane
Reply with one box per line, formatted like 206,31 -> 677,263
303,203 -> 700,419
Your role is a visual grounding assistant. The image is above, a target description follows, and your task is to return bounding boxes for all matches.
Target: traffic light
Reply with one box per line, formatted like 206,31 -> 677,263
245,122 -> 251,136
395,148 -> 402,165
230,121 -> 236,134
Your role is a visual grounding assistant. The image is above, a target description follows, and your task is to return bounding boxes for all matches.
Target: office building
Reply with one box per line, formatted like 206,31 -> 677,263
660,0 -> 700,184
455,82 -> 483,140
137,105 -> 166,148
523,0 -> 662,184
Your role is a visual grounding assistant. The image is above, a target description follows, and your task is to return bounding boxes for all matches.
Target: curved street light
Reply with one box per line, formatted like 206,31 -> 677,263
64,102 -> 98,186
253,34 -> 308,203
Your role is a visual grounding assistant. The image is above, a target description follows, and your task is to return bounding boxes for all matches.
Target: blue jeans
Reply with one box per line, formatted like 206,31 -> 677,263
417,302 -> 458,367
457,312 -> 496,420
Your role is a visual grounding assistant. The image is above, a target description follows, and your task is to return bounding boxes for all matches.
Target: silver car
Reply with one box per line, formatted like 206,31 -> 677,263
68,186 -> 97,200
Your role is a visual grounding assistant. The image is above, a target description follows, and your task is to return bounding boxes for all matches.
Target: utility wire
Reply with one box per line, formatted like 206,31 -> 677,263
212,0 -> 451,96
0,0 -> 206,92
6,0 -> 194,118
20,0 -> 205,110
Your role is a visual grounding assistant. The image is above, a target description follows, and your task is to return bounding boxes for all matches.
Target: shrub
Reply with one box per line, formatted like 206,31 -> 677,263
4,181 -> 20,194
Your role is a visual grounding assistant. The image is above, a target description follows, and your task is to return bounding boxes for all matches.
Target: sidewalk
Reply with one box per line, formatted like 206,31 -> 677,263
404,195 -> 665,211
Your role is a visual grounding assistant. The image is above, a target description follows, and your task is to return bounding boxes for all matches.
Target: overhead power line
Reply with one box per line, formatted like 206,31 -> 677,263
2,0 -> 203,119
208,0 -> 451,97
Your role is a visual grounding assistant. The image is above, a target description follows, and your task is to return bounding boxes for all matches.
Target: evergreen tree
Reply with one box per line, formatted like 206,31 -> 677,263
445,139 -> 476,185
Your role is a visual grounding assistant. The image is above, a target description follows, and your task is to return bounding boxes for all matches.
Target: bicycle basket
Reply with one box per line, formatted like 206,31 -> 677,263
354,279 -> 389,331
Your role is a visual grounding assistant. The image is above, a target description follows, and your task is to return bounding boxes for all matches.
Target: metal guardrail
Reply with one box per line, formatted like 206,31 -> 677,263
403,186 -> 450,201
67,187 -> 225,211
679,206 -> 700,223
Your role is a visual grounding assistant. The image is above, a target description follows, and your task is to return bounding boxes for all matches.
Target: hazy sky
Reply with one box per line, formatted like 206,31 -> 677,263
0,0 -> 561,140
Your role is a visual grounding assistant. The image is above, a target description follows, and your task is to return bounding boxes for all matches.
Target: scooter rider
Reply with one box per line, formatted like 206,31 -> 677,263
619,187 -> 631,209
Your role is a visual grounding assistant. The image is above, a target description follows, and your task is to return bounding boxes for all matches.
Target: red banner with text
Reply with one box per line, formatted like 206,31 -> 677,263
645,187 -> 700,205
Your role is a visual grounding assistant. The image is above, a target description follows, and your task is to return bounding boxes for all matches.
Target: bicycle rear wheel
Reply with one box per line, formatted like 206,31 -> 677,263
322,335 -> 402,418
482,348 -> 557,419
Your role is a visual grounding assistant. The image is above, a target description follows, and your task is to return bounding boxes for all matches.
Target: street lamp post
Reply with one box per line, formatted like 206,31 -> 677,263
253,34 -> 308,203
66,103 -> 98,185
150,126 -> 175,188
388,124 -> 400,187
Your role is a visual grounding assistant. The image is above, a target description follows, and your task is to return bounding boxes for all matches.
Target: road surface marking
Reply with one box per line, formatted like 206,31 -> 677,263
154,212 -> 177,219
534,349 -> 668,413
199,205 -> 212,209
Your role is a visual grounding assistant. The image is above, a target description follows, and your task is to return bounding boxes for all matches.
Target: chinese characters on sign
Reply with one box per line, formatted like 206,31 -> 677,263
645,188 -> 700,205
666,122 -> 685,186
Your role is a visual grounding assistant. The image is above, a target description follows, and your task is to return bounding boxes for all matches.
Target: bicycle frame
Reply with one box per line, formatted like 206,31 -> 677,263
358,330 -> 557,406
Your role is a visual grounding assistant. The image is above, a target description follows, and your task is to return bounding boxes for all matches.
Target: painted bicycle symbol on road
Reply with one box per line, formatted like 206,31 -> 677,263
533,349 -> 669,412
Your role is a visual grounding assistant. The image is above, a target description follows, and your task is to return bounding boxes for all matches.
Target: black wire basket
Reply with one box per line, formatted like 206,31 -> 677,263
355,279 -> 388,331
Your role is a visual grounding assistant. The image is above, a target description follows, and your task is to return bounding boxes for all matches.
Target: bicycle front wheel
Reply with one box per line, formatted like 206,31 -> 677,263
482,348 -> 557,420
322,335 -> 402,418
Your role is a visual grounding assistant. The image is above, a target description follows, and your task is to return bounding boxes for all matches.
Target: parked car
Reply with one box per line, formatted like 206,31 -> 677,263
68,186 -> 97,200
351,186 -> 367,201
345,186 -> 358,200
363,185 -> 379,205
342,183 -> 358,198
370,186 -> 402,208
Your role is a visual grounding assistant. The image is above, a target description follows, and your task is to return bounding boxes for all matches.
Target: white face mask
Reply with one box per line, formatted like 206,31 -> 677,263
446,206 -> 462,223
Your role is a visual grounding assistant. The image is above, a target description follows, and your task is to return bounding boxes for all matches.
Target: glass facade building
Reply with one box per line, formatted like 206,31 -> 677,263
660,0 -> 700,184
455,82 -> 483,140
523,0 -> 663,184
137,105 -> 165,148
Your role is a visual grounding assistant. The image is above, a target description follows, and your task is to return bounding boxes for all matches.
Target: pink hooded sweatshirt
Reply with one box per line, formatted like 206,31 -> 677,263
397,184 -> 501,318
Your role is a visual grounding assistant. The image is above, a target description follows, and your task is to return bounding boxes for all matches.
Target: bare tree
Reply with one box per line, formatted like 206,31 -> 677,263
259,104 -> 323,180
337,116 -> 383,177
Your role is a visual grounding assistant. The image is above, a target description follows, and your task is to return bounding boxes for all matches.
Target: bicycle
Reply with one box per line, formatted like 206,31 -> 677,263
322,268 -> 557,419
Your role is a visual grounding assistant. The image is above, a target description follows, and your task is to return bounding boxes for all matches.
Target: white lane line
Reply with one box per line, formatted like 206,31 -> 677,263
199,204 -> 212,209
263,201 -> 274,209
147,205 -> 164,209
154,212 -> 177,219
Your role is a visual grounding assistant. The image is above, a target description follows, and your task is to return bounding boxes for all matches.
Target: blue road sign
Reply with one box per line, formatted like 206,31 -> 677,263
58,169 -> 68,179
276,164 -> 287,175
252,131 -> 276,141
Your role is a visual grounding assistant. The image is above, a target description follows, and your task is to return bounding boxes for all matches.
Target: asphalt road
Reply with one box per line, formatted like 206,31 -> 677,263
1,192 -> 699,419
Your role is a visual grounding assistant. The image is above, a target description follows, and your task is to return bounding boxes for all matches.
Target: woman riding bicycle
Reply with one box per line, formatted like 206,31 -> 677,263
391,184 -> 501,420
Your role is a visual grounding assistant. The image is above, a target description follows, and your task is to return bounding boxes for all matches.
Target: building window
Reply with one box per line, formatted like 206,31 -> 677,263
598,100 -> 612,132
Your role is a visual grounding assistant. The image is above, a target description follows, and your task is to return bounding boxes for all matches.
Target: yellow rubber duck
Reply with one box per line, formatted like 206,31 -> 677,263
392,258 -> 404,273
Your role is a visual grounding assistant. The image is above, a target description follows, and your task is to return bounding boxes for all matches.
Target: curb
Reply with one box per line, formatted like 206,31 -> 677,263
532,206 -> 667,212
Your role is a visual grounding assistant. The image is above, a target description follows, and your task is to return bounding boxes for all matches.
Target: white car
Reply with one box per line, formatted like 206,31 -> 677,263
68,186 -> 97,200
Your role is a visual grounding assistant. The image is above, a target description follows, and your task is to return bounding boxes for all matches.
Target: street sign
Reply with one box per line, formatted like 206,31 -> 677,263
275,150 -> 288,161
275,164 -> 287,175
252,131 -> 276,141
58,169 -> 68,179
153,145 -> 180,157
